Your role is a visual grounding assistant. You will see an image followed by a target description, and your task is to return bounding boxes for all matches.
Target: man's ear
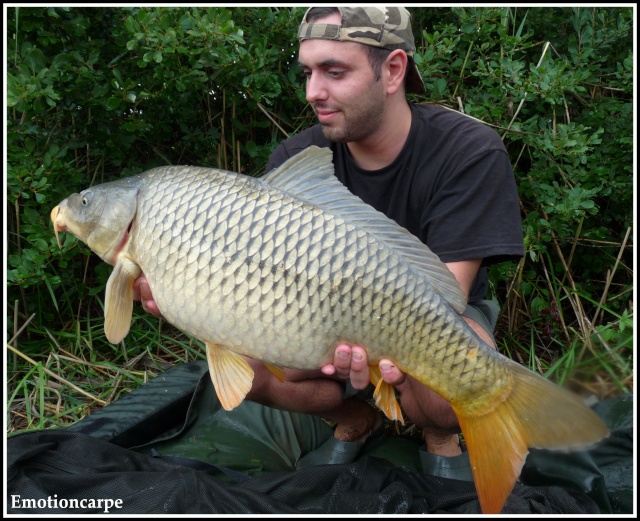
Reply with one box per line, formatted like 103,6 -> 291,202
385,50 -> 409,95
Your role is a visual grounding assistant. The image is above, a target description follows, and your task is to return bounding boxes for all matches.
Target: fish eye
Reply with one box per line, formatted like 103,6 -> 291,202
81,191 -> 94,206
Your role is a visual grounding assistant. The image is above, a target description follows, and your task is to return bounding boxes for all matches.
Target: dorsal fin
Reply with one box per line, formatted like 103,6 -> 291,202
263,146 -> 467,313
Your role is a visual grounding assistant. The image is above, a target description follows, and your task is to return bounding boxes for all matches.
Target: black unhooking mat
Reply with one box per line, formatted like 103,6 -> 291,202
7,361 -> 634,514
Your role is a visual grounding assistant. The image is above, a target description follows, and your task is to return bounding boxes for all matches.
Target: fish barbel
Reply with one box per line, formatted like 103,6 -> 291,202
51,146 -> 608,513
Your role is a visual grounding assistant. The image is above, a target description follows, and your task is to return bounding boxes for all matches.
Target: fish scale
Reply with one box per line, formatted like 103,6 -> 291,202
51,145 -> 608,514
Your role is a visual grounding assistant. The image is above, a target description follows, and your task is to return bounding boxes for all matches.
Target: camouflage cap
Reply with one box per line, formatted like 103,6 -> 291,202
298,7 -> 425,94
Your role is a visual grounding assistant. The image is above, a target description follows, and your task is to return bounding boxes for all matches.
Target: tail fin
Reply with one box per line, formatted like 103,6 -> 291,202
455,362 -> 609,514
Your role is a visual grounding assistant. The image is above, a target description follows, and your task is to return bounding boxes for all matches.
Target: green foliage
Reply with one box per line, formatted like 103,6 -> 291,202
6,7 -> 633,431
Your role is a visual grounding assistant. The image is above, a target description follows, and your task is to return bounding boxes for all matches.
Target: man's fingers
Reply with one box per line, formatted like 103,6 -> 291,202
379,359 -> 407,387
143,298 -> 161,316
324,346 -> 409,391
348,345 -> 370,390
132,276 -> 144,301
134,276 -> 163,317
333,344 -> 353,379
329,344 -> 370,389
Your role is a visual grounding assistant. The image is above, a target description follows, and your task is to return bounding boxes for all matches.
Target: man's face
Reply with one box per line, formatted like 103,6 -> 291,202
298,13 -> 386,143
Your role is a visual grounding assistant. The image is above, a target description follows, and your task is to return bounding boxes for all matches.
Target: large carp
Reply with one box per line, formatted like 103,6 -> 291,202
51,146 -> 608,514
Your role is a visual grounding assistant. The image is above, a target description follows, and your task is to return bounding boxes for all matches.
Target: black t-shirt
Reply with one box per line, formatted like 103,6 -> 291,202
265,103 -> 524,303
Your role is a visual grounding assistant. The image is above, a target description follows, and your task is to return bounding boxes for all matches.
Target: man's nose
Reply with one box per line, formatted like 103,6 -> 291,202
305,74 -> 328,103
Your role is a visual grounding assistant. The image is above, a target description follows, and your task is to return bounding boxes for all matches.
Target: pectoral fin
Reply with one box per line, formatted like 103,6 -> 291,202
206,342 -> 255,411
104,256 -> 142,344
369,365 -> 404,424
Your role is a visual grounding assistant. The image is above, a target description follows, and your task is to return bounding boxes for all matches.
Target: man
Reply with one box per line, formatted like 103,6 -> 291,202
135,6 -> 523,477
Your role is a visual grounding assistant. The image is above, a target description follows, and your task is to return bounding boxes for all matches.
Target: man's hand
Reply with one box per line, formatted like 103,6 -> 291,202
133,276 -> 163,317
321,344 -> 407,389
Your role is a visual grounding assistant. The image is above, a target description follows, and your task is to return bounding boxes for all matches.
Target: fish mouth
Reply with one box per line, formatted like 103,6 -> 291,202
49,202 -> 134,265
50,205 -> 66,248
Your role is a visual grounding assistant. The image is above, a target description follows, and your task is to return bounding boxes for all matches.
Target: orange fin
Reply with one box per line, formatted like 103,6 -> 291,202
205,342 -> 254,411
369,365 -> 404,424
264,363 -> 286,383
455,361 -> 609,514
104,256 -> 142,344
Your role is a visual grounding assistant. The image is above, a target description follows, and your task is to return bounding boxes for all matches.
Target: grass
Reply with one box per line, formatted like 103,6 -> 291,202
493,228 -> 634,402
7,311 -> 207,433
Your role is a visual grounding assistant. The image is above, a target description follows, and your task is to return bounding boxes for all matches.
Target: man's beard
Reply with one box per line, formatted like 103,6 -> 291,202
317,87 -> 385,143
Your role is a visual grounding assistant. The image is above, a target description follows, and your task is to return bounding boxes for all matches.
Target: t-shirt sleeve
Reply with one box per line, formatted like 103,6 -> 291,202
420,136 -> 523,267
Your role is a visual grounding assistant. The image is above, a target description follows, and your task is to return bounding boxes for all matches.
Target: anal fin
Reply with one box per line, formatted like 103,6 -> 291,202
205,342 -> 254,411
369,365 -> 404,424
